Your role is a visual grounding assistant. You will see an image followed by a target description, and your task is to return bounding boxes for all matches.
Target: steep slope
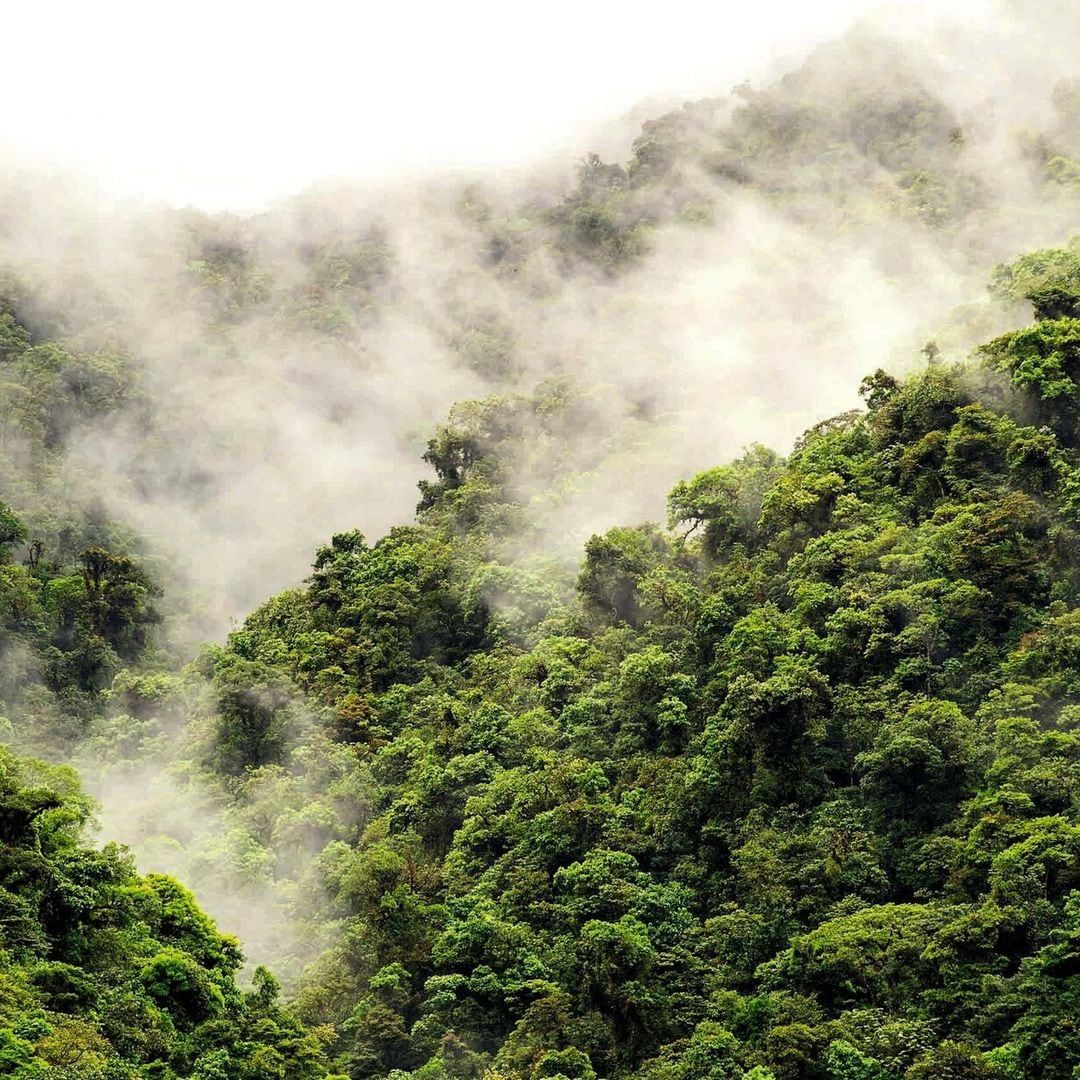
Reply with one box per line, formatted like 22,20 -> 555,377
84,243 -> 1080,1079
4,15 -> 1080,1080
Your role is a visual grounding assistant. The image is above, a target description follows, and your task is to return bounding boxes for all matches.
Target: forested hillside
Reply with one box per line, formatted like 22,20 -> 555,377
4,15 -> 1080,1079
0,748 -> 332,1077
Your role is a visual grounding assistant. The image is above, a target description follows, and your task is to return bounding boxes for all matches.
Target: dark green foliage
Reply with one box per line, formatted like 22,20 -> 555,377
0,501 -> 27,556
152,317 -> 1080,1077
0,748 -> 333,1076
577,526 -> 672,629
8,28 -> 1080,1080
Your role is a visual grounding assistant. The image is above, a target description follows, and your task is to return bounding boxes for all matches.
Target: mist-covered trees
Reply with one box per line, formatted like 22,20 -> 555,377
7,23 -> 1080,1080
0,747 -> 335,1077
97,273 -> 1078,1076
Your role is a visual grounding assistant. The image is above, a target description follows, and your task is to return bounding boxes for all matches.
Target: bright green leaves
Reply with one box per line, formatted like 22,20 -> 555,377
296,525 -> 489,695
1002,605 -> 1080,704
667,446 -> 782,557
140,948 -> 226,1028
173,331 -> 1080,1078
989,242 -> 1080,321
759,470 -> 848,555
764,903 -> 951,1010
1004,892 -> 1080,1078
983,318 -> 1080,439
37,235 -> 1080,1079
707,656 -> 833,810
855,700 -> 978,834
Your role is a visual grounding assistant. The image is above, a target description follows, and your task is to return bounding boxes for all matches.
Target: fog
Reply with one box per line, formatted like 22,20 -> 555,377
0,0 -> 882,209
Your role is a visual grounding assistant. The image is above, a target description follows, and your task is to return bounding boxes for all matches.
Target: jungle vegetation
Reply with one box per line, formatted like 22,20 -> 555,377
4,24 -> 1080,1080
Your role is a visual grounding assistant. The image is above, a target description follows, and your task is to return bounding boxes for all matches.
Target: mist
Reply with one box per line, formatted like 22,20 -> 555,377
0,0 -> 883,210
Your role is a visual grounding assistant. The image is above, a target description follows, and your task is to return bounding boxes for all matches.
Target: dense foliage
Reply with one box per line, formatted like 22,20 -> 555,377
175,280 -> 1080,1078
5,22 -> 1080,1080
0,747 -> 334,1077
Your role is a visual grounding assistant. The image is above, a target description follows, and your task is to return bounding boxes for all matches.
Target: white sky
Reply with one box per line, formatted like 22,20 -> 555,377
2,0 -> 905,210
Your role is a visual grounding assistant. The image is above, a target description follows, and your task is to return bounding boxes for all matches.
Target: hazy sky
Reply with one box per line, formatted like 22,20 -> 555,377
2,0 -> 895,210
